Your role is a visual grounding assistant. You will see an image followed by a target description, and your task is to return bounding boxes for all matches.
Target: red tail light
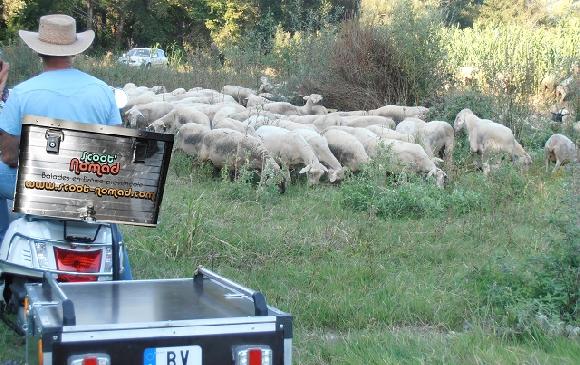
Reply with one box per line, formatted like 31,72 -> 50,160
54,247 -> 102,282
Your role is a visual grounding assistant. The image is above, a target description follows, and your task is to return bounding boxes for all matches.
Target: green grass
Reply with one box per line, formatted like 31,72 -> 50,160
1,153 -> 578,363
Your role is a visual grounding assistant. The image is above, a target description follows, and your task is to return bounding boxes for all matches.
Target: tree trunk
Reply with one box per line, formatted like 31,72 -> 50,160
87,0 -> 93,30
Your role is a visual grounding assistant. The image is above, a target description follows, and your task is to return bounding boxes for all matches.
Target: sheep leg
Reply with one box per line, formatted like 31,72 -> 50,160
552,160 -> 562,174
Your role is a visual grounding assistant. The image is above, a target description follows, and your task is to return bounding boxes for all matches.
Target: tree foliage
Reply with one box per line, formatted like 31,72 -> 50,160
0,0 -> 358,54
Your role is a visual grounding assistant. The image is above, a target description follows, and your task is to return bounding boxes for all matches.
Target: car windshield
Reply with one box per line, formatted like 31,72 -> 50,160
128,49 -> 150,57
157,49 -> 165,58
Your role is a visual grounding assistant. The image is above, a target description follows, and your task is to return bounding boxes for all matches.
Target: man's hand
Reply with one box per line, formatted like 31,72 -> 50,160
0,131 -> 20,167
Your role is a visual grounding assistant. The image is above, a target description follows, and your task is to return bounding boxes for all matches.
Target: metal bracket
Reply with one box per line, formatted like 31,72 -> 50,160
45,129 -> 64,154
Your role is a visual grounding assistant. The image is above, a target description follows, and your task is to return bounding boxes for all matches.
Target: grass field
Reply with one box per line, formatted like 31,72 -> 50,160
2,149 -> 577,364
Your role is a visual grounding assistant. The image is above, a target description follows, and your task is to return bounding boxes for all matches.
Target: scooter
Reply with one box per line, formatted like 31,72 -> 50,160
0,210 -> 127,333
0,88 -> 132,334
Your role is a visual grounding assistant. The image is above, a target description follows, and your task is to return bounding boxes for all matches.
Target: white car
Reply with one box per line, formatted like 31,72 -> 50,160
117,48 -> 168,68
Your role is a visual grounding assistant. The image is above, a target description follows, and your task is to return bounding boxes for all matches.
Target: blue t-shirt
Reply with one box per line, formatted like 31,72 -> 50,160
0,68 -> 122,195
0,68 -> 121,136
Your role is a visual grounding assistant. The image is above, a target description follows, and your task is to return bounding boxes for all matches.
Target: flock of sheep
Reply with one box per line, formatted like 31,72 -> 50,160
121,82 -> 578,189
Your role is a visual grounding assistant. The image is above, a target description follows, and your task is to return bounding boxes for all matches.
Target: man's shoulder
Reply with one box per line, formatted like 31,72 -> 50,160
13,69 -> 110,95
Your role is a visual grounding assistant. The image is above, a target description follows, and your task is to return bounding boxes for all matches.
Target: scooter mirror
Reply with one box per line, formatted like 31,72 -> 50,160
113,88 -> 128,109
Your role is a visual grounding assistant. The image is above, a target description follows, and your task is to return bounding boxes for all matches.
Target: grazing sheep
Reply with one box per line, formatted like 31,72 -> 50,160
421,121 -> 455,162
342,115 -> 396,129
261,119 -> 319,132
198,128 -> 281,184
328,110 -> 368,117
212,117 -> 256,136
171,87 -> 187,96
261,101 -> 300,115
299,94 -> 328,115
325,126 -> 380,157
125,101 -> 175,129
246,94 -> 272,108
287,115 -> 323,124
369,105 -> 429,122
366,125 -> 415,143
395,117 -> 427,141
222,85 -> 257,105
294,128 -> 345,182
256,126 -> 328,185
148,106 -> 211,133
454,108 -> 532,173
174,123 -> 210,157
381,139 -> 447,188
212,104 -> 248,123
544,134 -> 577,172
322,129 -> 369,172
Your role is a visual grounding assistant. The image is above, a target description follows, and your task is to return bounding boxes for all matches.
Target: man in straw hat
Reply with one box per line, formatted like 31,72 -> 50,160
0,14 -> 131,277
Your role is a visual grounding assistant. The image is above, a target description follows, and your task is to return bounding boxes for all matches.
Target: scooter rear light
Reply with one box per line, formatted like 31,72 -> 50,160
233,345 -> 272,365
54,247 -> 102,282
68,353 -> 110,365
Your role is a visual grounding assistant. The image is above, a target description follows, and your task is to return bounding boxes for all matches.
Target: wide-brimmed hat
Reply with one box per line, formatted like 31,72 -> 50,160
18,14 -> 95,56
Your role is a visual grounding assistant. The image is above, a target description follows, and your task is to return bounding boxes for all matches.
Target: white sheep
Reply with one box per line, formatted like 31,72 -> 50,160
222,85 -> 257,105
544,134 -> 577,172
287,115 -> 323,124
322,128 -> 369,172
255,118 -> 319,132
454,108 -> 532,173
125,101 -> 174,129
342,115 -> 396,129
299,94 -> 328,115
369,105 -> 429,122
174,123 -> 210,157
421,121 -> 455,163
256,126 -> 328,185
366,125 -> 415,143
148,106 -> 211,133
395,117 -> 427,141
198,128 -> 282,185
246,94 -> 272,108
325,126 -> 380,157
294,128 -> 345,182
380,139 -> 447,188
212,117 -> 256,136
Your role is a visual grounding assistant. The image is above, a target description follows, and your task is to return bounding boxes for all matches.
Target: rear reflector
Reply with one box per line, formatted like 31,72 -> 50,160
233,346 -> 272,365
54,247 -> 102,282
68,354 -> 110,365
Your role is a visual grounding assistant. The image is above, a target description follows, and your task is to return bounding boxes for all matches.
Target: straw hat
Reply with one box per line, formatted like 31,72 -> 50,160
18,14 -> 95,56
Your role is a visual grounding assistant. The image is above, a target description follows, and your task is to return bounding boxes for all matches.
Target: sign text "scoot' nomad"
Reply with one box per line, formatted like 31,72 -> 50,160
69,151 -> 121,177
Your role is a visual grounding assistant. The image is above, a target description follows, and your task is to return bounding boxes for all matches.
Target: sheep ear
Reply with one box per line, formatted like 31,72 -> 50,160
303,95 -> 309,100
427,169 -> 434,178
299,164 -> 311,174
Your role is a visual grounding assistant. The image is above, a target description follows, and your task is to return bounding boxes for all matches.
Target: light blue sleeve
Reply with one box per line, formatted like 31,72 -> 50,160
0,90 -> 22,135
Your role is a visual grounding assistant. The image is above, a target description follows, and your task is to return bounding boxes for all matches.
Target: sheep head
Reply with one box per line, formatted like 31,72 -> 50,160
299,162 -> 328,185
147,120 -> 167,133
328,167 -> 345,183
427,168 -> 447,189
453,108 -> 472,133
304,94 -> 323,105
125,107 -> 146,129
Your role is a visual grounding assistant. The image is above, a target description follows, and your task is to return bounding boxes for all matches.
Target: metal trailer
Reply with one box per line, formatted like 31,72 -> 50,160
25,267 -> 292,365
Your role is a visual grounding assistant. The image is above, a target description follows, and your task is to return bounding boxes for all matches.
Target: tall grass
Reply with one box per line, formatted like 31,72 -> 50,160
441,20 -> 580,99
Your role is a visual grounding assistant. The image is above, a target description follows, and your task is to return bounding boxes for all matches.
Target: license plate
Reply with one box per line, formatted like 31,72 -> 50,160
143,345 -> 202,365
